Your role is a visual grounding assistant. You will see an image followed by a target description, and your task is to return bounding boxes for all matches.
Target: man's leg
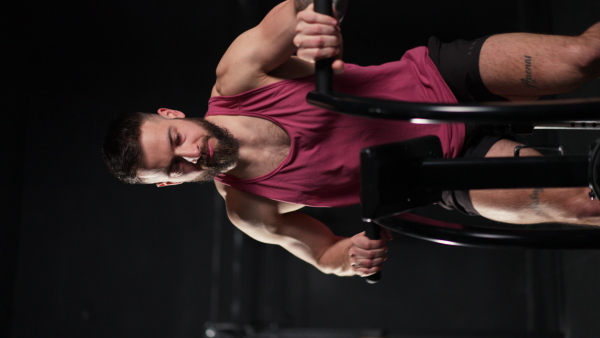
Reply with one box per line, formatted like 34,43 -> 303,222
470,139 -> 600,226
480,22 -> 600,101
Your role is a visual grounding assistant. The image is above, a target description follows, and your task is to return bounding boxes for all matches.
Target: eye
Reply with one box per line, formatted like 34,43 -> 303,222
170,130 -> 182,147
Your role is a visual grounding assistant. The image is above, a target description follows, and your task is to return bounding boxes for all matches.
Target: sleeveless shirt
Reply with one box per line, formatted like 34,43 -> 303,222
206,47 -> 465,207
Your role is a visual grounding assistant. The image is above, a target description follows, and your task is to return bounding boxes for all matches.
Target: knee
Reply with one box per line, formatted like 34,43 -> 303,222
581,22 -> 600,41
574,23 -> 600,77
561,194 -> 600,225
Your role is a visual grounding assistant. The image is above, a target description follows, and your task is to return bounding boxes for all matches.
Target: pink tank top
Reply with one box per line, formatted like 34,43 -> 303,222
207,47 -> 465,207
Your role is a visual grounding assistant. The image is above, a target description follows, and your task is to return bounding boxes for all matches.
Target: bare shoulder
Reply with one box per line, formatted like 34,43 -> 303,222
213,26 -> 273,97
213,0 -> 299,97
213,181 -> 304,222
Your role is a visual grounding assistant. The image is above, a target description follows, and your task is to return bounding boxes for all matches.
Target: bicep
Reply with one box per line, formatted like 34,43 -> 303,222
217,184 -> 340,267
215,0 -> 298,94
250,1 -> 299,73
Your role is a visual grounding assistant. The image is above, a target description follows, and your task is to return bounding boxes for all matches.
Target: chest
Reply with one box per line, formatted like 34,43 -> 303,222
246,118 -> 290,172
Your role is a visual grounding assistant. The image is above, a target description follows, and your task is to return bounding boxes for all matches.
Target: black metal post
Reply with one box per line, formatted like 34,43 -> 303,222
314,0 -> 333,94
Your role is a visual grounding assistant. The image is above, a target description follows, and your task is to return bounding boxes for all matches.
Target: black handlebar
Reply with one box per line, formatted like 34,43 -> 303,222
313,0 -> 382,284
314,0 -> 334,94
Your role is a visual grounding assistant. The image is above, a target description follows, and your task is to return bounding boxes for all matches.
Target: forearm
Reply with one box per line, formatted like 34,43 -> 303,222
315,236 -> 355,276
223,187 -> 385,277
276,212 -> 383,277
274,211 -> 354,276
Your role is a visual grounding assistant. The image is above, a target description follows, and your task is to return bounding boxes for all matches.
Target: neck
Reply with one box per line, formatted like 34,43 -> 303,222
205,115 -> 290,180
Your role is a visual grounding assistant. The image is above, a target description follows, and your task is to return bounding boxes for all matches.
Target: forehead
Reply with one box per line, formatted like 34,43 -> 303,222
139,118 -> 170,157
137,118 -> 172,180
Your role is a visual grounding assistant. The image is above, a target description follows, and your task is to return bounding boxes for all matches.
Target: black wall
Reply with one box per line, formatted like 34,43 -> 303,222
3,0 -> 600,337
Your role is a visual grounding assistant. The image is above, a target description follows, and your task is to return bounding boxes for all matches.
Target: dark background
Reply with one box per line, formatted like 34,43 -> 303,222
2,0 -> 600,337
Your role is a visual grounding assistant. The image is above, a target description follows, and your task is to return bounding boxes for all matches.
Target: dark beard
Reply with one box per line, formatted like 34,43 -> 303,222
188,117 -> 239,182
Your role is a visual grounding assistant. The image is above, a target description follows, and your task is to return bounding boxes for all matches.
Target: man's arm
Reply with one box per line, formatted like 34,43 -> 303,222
215,182 -> 387,277
214,0 -> 304,96
213,0 -> 345,96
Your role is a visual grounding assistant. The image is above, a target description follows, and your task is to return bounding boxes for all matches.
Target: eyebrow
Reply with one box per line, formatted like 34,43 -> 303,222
166,126 -> 177,176
168,126 -> 174,147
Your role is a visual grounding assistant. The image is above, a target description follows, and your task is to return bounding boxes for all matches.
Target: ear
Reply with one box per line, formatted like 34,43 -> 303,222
157,108 -> 186,119
155,181 -> 183,188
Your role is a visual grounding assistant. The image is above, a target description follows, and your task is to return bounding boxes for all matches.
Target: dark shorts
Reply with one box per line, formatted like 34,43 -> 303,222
427,36 -> 513,216
437,125 -> 516,216
427,35 -> 508,102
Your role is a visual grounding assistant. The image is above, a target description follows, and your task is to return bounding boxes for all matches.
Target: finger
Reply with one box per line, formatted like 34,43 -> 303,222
296,21 -> 339,36
382,228 -> 394,241
297,4 -> 338,26
351,233 -> 387,250
294,34 -> 340,49
351,256 -> 387,268
332,60 -> 345,74
353,266 -> 383,277
296,47 -> 342,62
348,248 -> 387,262
348,240 -> 388,259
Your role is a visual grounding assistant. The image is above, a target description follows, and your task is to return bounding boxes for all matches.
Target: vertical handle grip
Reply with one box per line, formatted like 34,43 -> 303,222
365,222 -> 382,284
314,0 -> 380,284
314,0 -> 333,94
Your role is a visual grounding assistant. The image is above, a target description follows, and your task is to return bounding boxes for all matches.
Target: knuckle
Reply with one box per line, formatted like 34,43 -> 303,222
348,246 -> 358,256
315,24 -> 325,35
303,49 -> 318,61
362,242 -> 375,250
301,12 -> 316,23
297,11 -> 311,21
315,36 -> 324,47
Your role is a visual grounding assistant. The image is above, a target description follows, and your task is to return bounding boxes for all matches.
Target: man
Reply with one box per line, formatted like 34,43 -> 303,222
103,0 -> 600,277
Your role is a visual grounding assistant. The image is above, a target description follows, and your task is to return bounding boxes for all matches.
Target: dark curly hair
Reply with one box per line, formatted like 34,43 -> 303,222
102,112 -> 153,184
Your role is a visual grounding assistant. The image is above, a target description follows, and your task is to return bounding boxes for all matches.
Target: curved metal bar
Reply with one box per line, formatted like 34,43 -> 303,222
375,215 -> 600,249
307,91 -> 600,124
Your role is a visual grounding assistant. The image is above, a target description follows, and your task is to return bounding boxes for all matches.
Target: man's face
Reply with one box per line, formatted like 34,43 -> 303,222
137,115 -> 239,184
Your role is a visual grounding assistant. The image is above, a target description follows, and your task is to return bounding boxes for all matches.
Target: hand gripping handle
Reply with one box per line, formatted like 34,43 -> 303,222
364,222 -> 382,284
312,0 -> 382,284
314,0 -> 334,94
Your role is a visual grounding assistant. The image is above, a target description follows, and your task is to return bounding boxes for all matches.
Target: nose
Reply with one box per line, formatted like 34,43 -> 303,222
176,145 -> 201,164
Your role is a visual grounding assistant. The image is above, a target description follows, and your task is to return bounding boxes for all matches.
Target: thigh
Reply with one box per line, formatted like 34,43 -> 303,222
470,139 -> 598,225
479,31 -> 595,100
